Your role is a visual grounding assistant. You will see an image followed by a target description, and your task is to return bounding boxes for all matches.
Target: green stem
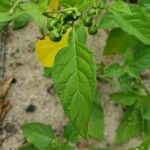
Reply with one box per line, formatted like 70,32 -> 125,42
9,0 -> 22,14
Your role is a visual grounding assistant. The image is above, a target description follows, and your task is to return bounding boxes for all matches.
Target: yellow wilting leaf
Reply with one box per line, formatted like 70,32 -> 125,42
49,0 -> 60,11
35,31 -> 69,68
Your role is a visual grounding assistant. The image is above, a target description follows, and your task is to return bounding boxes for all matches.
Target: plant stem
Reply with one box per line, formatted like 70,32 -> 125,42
9,0 -> 22,14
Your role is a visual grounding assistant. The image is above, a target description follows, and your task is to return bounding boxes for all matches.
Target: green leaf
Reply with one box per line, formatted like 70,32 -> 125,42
88,91 -> 104,140
61,0 -> 83,7
99,13 -> 118,29
133,45 -> 150,72
104,28 -> 137,55
0,12 -> 23,23
116,109 -> 142,144
143,109 -> 150,120
64,122 -> 81,143
61,0 -> 96,10
0,0 -> 15,12
111,1 -> 131,14
22,122 -> 55,150
103,63 -> 124,78
19,145 -> 38,150
13,13 -> 31,30
20,0 -> 48,31
53,26 -> 96,137
75,23 -> 87,44
110,5 -> 150,45
110,92 -> 141,106
118,74 -> 132,91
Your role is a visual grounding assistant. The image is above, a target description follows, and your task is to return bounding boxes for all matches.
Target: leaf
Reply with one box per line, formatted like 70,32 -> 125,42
111,1 -> 131,14
133,44 -> 150,72
103,63 -> 124,78
88,91 -> 104,140
13,13 -> 31,30
143,109 -> 150,120
75,23 -> 87,44
104,28 -> 137,55
0,12 -> 23,23
110,92 -> 141,106
118,74 -> 132,91
20,0 -> 49,30
52,27 -> 96,137
116,109 -> 142,145
0,0 -> 15,12
110,5 -> 150,45
19,145 -> 38,150
61,0 -> 96,10
99,13 -> 118,29
64,122 -> 81,143
35,31 -> 69,68
49,0 -> 60,10
22,122 -> 55,150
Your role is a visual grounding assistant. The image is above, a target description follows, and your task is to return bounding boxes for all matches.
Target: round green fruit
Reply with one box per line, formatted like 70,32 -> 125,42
48,31 -> 62,42
88,25 -> 98,35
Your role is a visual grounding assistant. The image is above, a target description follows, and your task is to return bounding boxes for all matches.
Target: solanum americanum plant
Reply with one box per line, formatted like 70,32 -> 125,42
0,0 -> 150,149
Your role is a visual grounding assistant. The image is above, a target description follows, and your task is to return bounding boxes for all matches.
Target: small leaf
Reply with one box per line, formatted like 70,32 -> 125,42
112,1 -> 131,14
88,91 -> 104,140
13,13 -> 31,30
110,5 -> 150,45
110,92 -> 141,106
104,28 -> 137,55
35,31 -> 69,68
99,13 -> 118,29
103,63 -> 124,78
116,109 -> 142,144
20,0 -> 49,30
22,122 -> 55,150
53,26 -> 96,137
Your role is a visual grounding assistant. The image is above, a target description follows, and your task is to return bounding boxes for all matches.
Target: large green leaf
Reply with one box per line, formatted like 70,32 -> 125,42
22,123 -> 55,150
116,109 -> 142,144
88,91 -> 104,140
110,5 -> 150,45
104,28 -> 137,55
53,26 -> 96,137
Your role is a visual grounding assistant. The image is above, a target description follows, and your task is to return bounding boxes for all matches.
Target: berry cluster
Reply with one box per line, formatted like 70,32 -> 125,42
46,8 -> 81,42
83,2 -> 102,35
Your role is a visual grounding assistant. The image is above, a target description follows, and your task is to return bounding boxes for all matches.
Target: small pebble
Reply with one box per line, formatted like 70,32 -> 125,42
25,104 -> 36,113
